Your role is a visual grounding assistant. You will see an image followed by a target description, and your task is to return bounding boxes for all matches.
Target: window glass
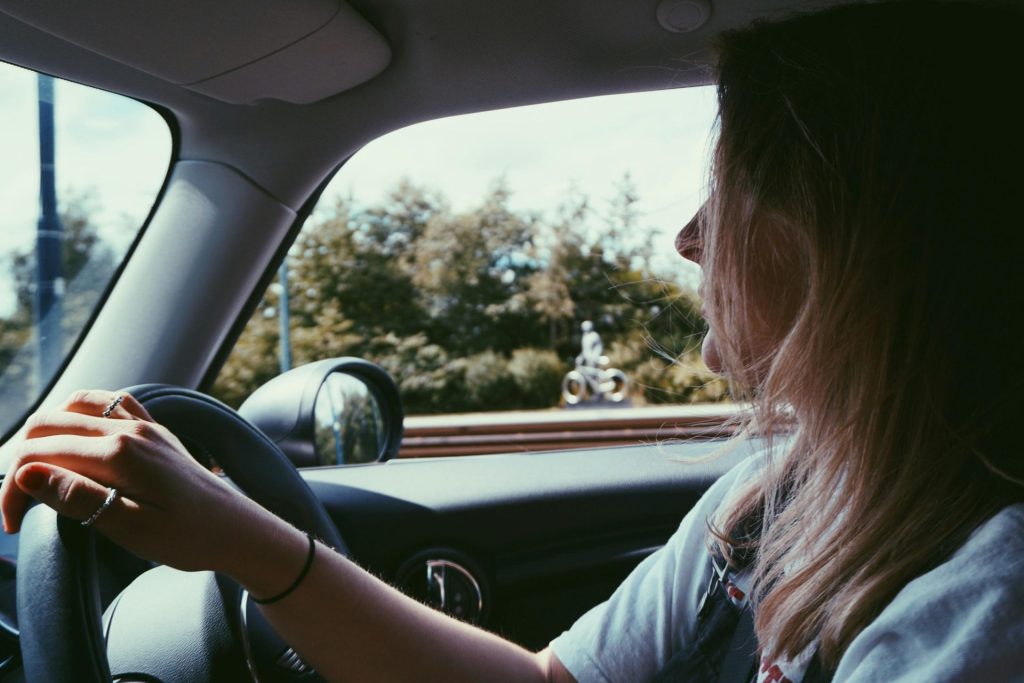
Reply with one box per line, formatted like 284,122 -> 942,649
214,88 -> 727,446
0,62 -> 171,438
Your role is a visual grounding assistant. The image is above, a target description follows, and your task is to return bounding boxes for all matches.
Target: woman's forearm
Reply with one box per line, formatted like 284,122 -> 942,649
224,505 -> 574,683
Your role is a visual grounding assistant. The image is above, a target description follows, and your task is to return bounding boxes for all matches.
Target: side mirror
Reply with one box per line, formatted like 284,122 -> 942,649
239,358 -> 404,468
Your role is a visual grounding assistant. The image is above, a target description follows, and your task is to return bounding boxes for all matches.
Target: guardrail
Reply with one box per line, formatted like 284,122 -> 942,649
399,403 -> 745,458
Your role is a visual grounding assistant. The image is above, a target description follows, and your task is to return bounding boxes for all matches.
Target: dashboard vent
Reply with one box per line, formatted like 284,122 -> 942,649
396,552 -> 487,625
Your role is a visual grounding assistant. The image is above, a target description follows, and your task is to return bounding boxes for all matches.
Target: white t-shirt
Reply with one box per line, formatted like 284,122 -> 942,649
550,454 -> 1024,682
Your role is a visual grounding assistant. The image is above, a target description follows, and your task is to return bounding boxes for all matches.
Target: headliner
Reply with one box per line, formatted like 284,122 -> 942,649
0,0 -> 987,208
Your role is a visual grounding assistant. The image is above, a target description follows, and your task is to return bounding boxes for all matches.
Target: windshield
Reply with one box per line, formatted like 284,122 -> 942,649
0,62 -> 171,438
214,87 -> 727,461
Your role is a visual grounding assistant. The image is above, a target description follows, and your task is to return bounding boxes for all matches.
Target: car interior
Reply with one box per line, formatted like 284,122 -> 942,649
0,0 -> 1014,681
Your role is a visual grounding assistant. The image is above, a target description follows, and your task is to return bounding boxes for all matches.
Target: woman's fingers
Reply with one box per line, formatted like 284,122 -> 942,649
12,463 -> 139,537
1,392 -> 256,571
60,390 -> 154,422
12,432 -> 127,474
0,474 -> 28,535
1,433 -> 130,533
23,410 -> 116,440
111,393 -> 154,422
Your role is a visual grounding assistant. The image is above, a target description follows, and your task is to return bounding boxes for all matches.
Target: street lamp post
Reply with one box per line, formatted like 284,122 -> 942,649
278,259 -> 293,373
36,74 -> 63,385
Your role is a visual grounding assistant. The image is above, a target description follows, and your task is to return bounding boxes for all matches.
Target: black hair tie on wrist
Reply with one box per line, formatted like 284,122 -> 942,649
252,533 -> 317,605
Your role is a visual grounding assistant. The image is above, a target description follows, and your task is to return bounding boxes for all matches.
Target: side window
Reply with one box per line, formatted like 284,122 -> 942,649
213,87 -> 727,457
0,63 -> 171,438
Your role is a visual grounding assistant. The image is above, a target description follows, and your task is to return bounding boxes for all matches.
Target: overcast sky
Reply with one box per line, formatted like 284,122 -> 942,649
0,59 -> 717,318
327,85 -> 717,283
0,62 -> 171,316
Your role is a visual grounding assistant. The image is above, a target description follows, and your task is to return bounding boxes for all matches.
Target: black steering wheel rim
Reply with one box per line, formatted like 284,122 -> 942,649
16,384 -> 345,683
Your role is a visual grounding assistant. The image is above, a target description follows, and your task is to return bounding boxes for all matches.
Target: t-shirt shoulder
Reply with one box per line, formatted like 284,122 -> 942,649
834,502 -> 1024,682
551,445 -> 1024,683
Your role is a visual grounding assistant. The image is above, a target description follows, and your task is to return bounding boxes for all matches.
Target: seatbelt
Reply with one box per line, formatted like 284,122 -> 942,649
718,603 -> 757,683
652,540 -> 836,681
707,550 -> 758,683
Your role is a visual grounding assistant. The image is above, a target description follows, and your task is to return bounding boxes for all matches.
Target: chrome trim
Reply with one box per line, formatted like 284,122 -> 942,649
238,591 -> 262,683
425,559 -> 483,616
277,647 -> 313,675
239,590 -> 315,681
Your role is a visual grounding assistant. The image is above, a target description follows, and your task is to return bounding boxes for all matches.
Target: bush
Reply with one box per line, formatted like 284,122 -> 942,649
453,351 -> 519,411
366,333 -> 458,415
509,348 -> 564,409
382,347 -> 566,414
607,337 -> 730,405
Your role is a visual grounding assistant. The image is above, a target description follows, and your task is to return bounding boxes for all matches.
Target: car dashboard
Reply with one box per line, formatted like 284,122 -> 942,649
0,437 -> 750,679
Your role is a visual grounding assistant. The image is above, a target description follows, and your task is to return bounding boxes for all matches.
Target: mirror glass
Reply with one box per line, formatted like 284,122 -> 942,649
312,373 -> 386,465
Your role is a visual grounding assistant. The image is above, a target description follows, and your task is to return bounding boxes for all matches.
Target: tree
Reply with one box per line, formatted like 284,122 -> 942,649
413,180 -> 543,355
9,191 -> 115,316
211,176 -> 721,413
525,175 -> 704,366
1,191 -> 122,427
287,195 -> 429,338
360,178 -> 445,266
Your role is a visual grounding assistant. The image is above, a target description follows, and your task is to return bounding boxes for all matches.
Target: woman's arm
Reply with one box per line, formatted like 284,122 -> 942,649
216,499 -> 577,683
0,390 -> 577,683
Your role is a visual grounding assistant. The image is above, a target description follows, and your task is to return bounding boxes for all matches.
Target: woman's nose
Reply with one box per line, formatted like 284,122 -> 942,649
675,205 -> 704,265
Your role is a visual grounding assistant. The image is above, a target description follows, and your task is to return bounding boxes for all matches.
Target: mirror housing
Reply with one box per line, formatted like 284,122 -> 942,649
239,357 -> 404,468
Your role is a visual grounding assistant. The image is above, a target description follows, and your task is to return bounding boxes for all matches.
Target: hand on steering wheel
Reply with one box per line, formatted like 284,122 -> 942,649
1,390 -> 268,576
1,385 -> 345,683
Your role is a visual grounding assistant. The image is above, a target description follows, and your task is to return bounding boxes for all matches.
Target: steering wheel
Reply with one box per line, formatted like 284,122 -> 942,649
15,385 -> 346,683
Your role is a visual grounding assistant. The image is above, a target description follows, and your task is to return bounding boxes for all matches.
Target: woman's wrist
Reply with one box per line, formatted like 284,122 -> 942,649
251,532 -> 317,604
215,501 -> 312,598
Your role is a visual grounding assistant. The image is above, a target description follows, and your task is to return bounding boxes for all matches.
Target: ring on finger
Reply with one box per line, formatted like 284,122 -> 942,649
101,395 -> 125,418
81,488 -> 119,527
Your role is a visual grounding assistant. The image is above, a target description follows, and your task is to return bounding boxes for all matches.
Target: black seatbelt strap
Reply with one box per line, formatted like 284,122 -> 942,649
719,602 -> 757,683
710,552 -> 758,683
651,553 -> 760,683
652,536 -> 834,681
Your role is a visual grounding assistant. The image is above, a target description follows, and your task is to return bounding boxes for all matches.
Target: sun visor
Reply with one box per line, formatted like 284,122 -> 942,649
0,0 -> 391,104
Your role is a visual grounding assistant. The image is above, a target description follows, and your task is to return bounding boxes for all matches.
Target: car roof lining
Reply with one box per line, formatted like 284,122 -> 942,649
3,0 -> 1019,209
0,0 -> 845,208
0,0 -> 392,105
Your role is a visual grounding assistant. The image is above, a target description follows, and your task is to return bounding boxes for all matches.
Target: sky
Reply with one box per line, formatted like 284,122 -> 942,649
0,61 -> 171,316
325,86 -> 718,283
0,59 -> 718,318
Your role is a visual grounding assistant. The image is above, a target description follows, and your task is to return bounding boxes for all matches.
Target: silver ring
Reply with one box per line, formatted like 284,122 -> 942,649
81,488 -> 118,527
102,395 -> 124,418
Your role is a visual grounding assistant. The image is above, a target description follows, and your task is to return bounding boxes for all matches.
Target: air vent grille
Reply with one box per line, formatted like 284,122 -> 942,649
396,552 -> 487,625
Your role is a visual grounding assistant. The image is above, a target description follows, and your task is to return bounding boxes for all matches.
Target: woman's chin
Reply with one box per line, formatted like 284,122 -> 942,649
701,331 -> 724,376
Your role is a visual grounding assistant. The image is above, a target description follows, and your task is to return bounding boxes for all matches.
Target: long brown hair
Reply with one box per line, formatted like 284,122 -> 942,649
702,1 -> 1024,668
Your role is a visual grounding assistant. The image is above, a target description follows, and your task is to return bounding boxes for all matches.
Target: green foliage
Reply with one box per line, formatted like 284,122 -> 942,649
363,332 -> 460,414
210,308 -> 281,410
607,335 -> 729,405
211,175 -> 725,413
508,348 -> 564,409
452,351 -> 517,410
0,175 -> 726,432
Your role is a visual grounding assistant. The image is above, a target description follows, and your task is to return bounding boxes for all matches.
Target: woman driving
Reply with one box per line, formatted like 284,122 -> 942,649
3,1 -> 1023,681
